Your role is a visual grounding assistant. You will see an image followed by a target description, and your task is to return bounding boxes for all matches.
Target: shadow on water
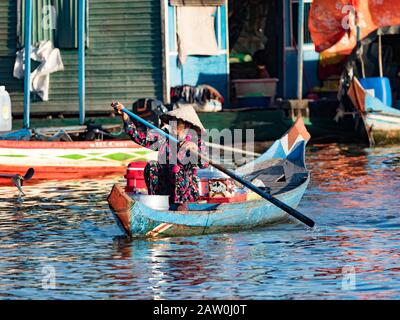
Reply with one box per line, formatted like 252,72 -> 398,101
0,144 -> 400,299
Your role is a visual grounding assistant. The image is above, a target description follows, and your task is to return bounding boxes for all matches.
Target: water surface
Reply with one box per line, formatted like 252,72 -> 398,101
0,144 -> 399,299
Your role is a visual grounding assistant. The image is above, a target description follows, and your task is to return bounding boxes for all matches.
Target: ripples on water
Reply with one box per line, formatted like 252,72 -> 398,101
0,144 -> 399,299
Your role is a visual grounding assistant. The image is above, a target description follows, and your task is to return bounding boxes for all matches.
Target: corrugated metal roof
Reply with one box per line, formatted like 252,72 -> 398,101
0,0 -> 17,56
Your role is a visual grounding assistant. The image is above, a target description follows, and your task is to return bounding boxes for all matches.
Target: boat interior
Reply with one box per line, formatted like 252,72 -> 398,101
167,157 -> 309,212
241,158 -> 309,195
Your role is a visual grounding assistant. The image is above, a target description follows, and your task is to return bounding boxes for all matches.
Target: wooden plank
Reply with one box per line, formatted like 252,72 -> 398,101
170,0 -> 224,6
33,123 -> 122,135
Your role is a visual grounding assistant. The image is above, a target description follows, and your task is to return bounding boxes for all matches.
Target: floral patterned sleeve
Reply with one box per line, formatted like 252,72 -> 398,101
123,118 -> 163,151
197,138 -> 208,169
197,138 -> 209,169
176,136 -> 209,168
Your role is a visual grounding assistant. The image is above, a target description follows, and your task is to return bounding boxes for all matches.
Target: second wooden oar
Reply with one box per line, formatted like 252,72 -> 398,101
119,108 -> 315,228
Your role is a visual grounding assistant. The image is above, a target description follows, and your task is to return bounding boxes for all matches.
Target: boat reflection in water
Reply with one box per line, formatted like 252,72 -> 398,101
111,236 -> 243,299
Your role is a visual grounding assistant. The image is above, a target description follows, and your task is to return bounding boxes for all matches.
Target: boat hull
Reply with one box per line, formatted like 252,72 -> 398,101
0,140 -> 156,185
365,113 -> 400,145
108,174 -> 310,238
348,77 -> 400,145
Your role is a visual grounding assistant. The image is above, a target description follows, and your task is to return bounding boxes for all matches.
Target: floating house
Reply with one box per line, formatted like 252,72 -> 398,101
0,0 -> 229,124
0,0 -> 323,125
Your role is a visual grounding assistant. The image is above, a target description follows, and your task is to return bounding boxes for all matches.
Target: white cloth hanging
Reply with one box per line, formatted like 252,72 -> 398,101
176,6 -> 220,65
14,40 -> 64,101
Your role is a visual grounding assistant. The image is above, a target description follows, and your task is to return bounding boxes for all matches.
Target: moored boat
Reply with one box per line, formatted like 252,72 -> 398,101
0,139 -> 156,185
108,118 -> 311,238
348,77 -> 400,145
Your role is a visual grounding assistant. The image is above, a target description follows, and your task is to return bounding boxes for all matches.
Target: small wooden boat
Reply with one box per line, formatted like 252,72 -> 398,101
108,118 -> 311,238
348,77 -> 400,146
0,139 -> 155,184
0,123 -> 156,184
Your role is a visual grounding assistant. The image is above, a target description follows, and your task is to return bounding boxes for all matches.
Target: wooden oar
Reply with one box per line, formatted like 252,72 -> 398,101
118,107 -> 315,228
0,168 -> 35,195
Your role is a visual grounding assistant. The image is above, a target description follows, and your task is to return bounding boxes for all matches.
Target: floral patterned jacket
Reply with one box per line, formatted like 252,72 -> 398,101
123,118 -> 208,203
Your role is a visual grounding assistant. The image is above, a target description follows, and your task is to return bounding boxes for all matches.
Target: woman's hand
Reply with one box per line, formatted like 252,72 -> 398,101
111,101 -> 129,121
179,141 -> 198,154
178,141 -> 199,158
177,141 -> 199,164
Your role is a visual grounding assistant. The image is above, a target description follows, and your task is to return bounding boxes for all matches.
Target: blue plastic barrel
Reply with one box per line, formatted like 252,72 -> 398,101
360,77 -> 392,107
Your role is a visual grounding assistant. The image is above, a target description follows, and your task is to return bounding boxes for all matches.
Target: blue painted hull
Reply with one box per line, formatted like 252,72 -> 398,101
349,77 -> 400,145
108,175 -> 309,238
127,176 -> 309,237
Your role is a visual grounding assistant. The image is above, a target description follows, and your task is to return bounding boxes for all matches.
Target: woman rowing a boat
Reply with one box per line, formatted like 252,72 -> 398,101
112,101 -> 208,211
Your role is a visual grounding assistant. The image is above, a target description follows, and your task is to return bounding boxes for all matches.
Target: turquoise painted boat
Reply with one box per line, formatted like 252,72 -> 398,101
348,77 -> 400,145
107,118 -> 311,238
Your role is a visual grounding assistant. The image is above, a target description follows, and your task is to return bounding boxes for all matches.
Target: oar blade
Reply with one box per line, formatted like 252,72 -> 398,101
269,195 -> 314,227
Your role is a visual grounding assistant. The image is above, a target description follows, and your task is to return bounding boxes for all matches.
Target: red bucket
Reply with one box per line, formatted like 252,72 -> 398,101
125,161 -> 148,193
198,178 -> 209,197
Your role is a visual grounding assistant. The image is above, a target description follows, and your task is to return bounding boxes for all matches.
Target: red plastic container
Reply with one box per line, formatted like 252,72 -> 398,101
198,178 -> 209,197
125,161 -> 148,193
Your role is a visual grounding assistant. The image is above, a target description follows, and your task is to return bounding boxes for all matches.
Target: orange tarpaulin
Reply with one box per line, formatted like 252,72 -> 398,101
309,0 -> 400,54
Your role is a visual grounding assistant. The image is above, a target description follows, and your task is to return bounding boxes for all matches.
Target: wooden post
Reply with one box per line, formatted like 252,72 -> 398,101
79,0 -> 86,125
378,34 -> 383,78
297,0 -> 305,99
357,26 -> 365,78
23,0 -> 33,129
355,12 -> 366,78
161,0 -> 171,104
355,12 -> 375,146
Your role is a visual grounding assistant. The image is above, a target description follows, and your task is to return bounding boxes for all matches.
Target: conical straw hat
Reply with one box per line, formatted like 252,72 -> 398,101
163,104 -> 206,132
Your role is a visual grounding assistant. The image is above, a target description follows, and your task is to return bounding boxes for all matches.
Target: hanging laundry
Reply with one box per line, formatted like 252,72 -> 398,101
170,84 -> 224,112
170,84 -> 224,104
14,40 -> 64,101
176,6 -> 219,65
